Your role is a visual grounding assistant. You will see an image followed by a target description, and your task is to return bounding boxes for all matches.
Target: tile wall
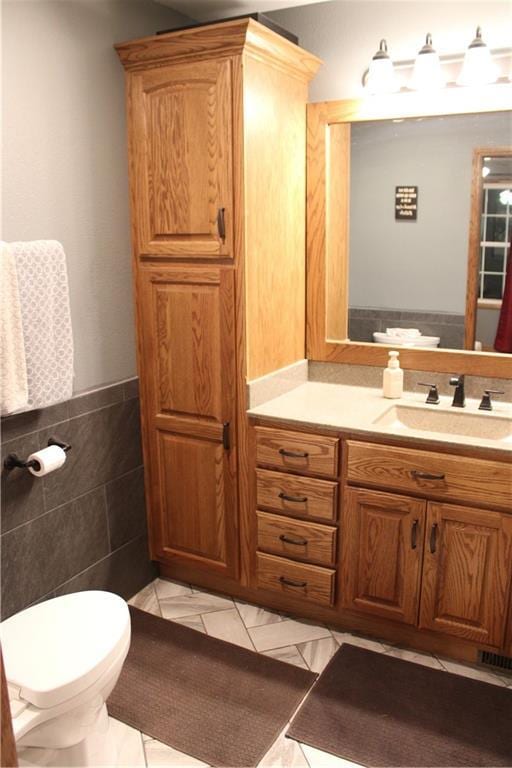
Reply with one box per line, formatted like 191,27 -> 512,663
1,379 -> 156,620
348,308 -> 465,349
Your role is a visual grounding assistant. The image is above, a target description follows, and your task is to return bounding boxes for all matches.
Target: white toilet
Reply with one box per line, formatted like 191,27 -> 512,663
0,591 -> 131,767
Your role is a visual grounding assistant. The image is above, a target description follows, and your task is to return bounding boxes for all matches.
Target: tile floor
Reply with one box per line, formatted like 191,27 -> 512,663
103,577 -> 512,768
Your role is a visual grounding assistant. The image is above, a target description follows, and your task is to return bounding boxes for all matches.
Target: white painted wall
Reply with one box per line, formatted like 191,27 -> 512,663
2,0 -> 190,392
269,1 -> 512,101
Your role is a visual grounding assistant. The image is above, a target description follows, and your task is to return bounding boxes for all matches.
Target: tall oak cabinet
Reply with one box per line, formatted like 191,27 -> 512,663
116,20 -> 321,584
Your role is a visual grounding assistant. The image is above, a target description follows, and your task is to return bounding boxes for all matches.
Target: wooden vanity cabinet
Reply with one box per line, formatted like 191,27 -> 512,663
116,22 -> 321,579
343,439 -> 512,649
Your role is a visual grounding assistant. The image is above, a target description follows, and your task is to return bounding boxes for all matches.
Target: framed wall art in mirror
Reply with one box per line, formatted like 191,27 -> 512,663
307,86 -> 512,377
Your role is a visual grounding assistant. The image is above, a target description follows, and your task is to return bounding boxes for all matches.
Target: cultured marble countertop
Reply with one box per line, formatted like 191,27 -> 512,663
248,382 -> 512,456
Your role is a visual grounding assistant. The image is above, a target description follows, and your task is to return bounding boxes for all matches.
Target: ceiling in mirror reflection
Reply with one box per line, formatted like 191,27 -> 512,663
347,111 -> 511,352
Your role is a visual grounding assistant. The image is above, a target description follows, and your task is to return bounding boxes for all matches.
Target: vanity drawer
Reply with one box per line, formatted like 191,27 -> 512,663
256,552 -> 335,606
257,510 -> 337,565
255,426 -> 339,478
346,441 -> 512,510
256,468 -> 338,521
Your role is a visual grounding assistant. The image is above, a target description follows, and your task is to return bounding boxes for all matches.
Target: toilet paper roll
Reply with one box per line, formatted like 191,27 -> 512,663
27,445 -> 67,477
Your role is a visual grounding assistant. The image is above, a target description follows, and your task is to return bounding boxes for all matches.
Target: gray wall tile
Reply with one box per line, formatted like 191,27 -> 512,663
68,383 -> 125,418
1,434 -> 46,534
1,487 -> 109,619
55,536 -> 157,602
1,378 -> 155,620
106,467 -> 147,550
41,398 -> 142,511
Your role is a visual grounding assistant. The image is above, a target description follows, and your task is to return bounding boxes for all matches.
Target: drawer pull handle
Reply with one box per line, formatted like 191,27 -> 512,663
411,518 -> 419,550
278,448 -> 309,459
279,492 -> 308,504
279,533 -> 308,546
411,470 -> 445,481
430,523 -> 438,554
279,576 -> 307,588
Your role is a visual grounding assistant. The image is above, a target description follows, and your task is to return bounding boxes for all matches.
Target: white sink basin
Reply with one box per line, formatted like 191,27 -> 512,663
373,404 -> 512,443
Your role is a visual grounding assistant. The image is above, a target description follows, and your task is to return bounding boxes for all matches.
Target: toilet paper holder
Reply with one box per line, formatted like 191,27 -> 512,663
3,437 -> 72,472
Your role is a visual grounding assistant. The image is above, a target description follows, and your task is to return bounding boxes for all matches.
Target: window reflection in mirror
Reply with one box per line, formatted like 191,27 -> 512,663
473,153 -> 512,352
345,112 -> 511,352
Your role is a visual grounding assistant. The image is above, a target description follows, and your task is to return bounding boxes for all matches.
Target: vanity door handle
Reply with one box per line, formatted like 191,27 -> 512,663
411,519 -> 419,550
279,533 -> 308,546
279,576 -> 307,588
429,523 -> 438,554
279,492 -> 308,504
279,448 -> 309,459
411,470 -> 445,481
217,207 -> 226,242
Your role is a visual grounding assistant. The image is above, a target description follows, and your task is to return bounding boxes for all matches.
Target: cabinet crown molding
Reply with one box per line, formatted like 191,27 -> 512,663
115,18 -> 322,81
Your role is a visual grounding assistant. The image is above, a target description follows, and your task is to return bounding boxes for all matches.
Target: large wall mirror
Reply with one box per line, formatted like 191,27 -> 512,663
307,88 -> 512,377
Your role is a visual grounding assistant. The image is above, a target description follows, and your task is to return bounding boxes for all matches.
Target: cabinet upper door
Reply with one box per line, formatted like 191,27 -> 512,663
128,59 -> 234,259
420,502 -> 512,648
341,488 -> 426,625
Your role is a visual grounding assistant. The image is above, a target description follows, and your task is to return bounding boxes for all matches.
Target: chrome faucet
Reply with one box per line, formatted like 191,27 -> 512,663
449,375 -> 465,408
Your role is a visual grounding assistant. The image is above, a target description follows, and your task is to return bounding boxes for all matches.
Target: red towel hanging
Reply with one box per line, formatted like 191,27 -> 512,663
494,235 -> 512,353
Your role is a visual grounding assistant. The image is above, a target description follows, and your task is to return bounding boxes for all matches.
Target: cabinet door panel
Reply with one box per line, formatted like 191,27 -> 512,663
420,503 -> 512,647
341,488 -> 425,625
130,59 -> 233,258
139,265 -> 237,577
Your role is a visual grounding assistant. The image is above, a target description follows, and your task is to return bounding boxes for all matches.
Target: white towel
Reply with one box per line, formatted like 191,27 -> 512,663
386,327 -> 421,338
0,242 -> 29,414
10,240 -> 74,410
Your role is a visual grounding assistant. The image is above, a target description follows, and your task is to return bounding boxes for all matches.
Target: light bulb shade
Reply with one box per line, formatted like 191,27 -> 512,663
364,39 -> 398,94
458,28 -> 498,86
411,35 -> 445,90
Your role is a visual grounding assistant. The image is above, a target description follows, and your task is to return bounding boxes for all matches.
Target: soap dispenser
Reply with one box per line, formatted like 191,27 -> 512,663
383,350 -> 403,398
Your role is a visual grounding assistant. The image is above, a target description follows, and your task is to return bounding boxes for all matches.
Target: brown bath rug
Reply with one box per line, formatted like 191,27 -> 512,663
286,643 -> 512,767
108,606 -> 315,767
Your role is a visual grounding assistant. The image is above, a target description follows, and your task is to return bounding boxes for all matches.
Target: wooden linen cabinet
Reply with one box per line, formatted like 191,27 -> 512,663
116,20 -> 321,582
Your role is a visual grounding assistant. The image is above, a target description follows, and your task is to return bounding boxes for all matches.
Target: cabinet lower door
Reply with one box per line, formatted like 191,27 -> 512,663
341,488 -> 425,625
419,502 -> 512,647
139,265 -> 238,577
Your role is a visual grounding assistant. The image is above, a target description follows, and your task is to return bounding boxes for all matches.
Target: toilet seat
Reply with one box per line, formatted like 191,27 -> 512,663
0,591 -> 130,710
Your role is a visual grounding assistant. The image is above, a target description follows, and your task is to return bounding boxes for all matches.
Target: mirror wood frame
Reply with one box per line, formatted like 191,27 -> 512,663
306,87 -> 512,378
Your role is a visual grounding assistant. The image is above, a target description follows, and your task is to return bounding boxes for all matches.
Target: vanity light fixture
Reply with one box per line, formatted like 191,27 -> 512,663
364,39 -> 399,94
411,33 -> 445,90
458,27 -> 498,86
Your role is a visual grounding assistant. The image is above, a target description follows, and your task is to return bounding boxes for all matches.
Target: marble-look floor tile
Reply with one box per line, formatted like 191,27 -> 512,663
159,591 -> 234,620
173,614 -> 206,633
300,743 -> 364,768
330,630 -> 391,654
235,599 -> 283,629
201,608 -> 254,650
258,730 -> 309,767
249,618 -> 331,653
384,646 -> 444,670
297,636 -> 339,674
144,737 -> 209,767
436,657 -> 507,686
154,577 -> 192,600
263,645 -> 309,670
109,718 -> 146,767
128,582 -> 161,617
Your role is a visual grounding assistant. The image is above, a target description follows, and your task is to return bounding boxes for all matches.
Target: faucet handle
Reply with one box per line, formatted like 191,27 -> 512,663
479,389 -> 505,411
417,382 -> 440,404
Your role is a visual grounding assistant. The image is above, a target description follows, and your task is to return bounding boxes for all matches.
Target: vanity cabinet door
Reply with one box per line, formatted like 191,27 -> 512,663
419,503 -> 512,648
138,265 -> 238,578
341,488 -> 426,625
128,59 -> 234,259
